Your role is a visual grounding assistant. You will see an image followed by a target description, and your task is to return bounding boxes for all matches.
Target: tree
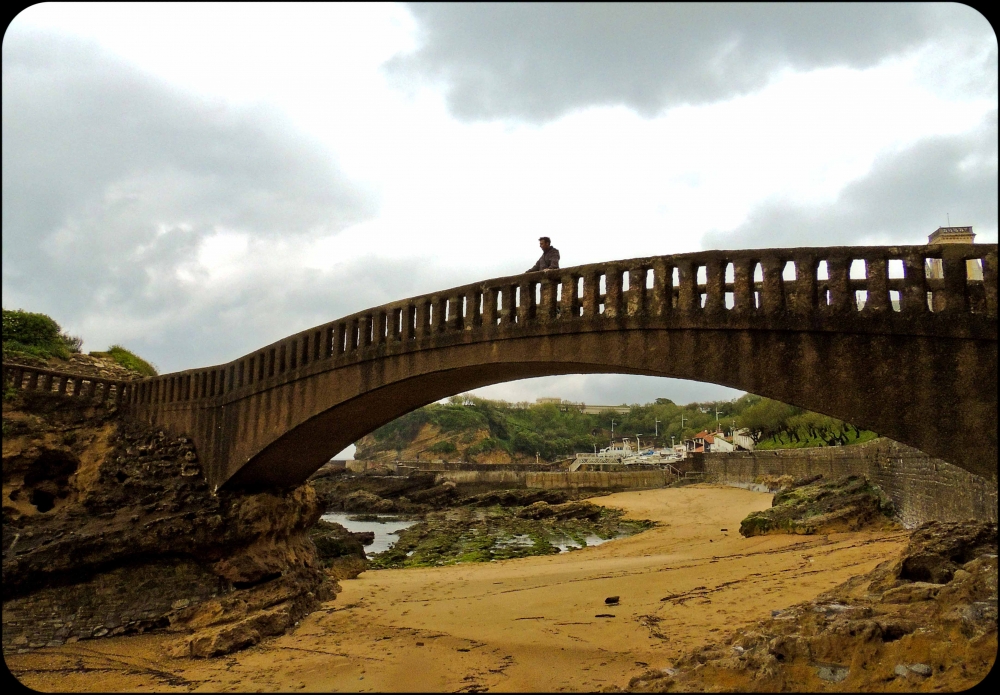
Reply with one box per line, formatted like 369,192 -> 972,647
737,398 -> 799,444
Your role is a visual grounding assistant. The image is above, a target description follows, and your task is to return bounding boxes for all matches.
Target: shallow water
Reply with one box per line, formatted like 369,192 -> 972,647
321,513 -> 418,555
552,534 -> 614,552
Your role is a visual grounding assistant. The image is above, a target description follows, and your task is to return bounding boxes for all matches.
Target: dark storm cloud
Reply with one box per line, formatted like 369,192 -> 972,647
2,28 -> 376,331
387,3 -> 995,123
702,111 -> 999,249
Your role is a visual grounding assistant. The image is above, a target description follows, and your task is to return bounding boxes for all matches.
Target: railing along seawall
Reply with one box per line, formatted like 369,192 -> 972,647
125,244 -> 997,410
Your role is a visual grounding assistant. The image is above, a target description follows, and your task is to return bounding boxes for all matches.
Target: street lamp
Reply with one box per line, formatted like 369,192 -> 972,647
611,419 -> 617,446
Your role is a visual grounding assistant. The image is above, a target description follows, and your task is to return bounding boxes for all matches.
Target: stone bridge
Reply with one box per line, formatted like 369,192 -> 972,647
17,244 -> 995,490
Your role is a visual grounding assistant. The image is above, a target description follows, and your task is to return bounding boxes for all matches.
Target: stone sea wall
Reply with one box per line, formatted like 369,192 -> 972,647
703,438 -> 997,528
431,469 -> 675,490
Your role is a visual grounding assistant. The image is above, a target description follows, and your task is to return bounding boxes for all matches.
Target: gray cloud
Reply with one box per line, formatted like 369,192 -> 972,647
703,110 -> 999,249
2,29 -> 378,360
387,3 -> 995,123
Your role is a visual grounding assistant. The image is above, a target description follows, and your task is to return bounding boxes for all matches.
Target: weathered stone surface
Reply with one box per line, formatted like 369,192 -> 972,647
2,393 -> 334,655
308,520 -> 369,562
516,500 -> 603,521
461,488 -> 568,507
739,475 -> 896,537
626,521 -> 998,693
706,439 -> 998,527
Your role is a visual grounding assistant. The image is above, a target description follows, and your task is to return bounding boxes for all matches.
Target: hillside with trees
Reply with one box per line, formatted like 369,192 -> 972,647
353,392 -> 878,463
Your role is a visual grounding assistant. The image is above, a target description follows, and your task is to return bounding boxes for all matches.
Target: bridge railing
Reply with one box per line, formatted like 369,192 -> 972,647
2,363 -> 131,403
127,244 -> 996,407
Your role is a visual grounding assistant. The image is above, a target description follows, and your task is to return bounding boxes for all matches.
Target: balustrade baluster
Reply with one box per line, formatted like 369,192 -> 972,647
826,257 -> 852,313
940,248 -> 968,313
704,259 -> 725,313
603,265 -> 623,318
465,289 -> 480,329
373,311 -> 386,346
9,368 -> 15,391
790,256 -> 817,314
539,276 -> 558,321
322,326 -> 333,359
732,259 -> 755,313
559,273 -> 577,319
517,280 -> 535,327
442,296 -> 458,331
483,289 -> 499,327
431,297 -> 445,333
983,251 -> 997,316
651,260 -> 672,316
26,370 -> 38,392
626,266 -> 646,316
581,270 -> 600,317
401,304 -> 415,340
864,256 -> 890,313
677,261 -> 699,313
901,252 -> 928,314
761,257 -> 786,314
414,301 -> 429,338
57,373 -> 69,395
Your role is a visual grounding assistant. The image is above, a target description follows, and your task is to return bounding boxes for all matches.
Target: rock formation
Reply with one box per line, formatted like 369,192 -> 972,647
2,389 -> 341,657
627,521 -> 997,692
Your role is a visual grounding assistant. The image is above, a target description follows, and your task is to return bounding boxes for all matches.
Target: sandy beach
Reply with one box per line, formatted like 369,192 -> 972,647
8,484 -> 909,692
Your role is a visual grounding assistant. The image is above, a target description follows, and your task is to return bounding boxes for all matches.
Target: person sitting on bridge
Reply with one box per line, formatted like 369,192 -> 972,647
527,237 -> 560,272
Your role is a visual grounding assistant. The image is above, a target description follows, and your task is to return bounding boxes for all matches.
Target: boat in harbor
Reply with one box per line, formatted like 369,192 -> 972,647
569,438 -> 684,471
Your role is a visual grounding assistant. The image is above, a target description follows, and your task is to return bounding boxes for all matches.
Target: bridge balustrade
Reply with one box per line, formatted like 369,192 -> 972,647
120,244 -> 995,406
2,364 -> 130,403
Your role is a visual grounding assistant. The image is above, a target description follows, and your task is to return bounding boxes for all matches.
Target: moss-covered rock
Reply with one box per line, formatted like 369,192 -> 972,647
740,475 -> 896,537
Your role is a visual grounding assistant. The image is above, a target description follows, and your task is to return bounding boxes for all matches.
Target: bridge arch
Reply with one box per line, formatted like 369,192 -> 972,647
125,244 -> 997,488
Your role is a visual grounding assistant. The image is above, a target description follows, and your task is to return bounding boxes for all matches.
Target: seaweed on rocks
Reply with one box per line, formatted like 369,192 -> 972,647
739,474 -> 897,537
369,503 -> 653,569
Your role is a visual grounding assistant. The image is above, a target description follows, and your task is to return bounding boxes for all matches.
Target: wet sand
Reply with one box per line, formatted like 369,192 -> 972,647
8,484 -> 909,692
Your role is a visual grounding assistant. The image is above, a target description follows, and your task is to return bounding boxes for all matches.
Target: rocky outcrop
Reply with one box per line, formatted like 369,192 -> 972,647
2,390 -> 336,656
460,488 -> 568,507
626,521 -> 998,692
516,500 -> 604,521
739,474 -> 896,537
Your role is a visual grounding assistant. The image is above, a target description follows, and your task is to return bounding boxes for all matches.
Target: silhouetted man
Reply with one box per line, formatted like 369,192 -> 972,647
527,237 -> 560,272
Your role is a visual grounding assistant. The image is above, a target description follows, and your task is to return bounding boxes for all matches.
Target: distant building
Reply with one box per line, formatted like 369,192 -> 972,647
684,430 -> 715,453
926,226 -> 983,312
535,398 -> 631,415
927,226 -> 983,280
711,428 -> 755,452
685,428 -> 754,453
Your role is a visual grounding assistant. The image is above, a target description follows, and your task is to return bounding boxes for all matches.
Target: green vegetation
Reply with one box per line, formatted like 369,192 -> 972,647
2,307 -> 157,377
364,392 -> 878,461
1,308 -> 82,360
369,504 -> 653,569
90,345 -> 158,377
739,475 -> 896,536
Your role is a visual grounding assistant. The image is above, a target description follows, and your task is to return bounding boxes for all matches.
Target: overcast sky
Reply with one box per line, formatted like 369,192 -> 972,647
4,4 -> 997,451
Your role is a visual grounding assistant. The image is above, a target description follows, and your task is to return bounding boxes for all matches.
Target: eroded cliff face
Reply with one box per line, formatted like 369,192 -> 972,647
2,390 -> 336,657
